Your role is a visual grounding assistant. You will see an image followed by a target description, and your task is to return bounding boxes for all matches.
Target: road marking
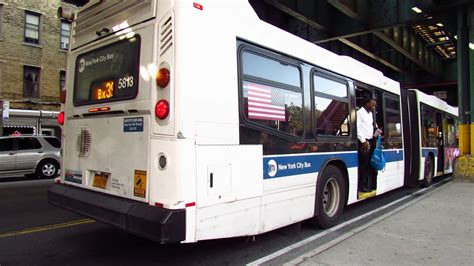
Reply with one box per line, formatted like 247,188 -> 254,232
0,219 -> 95,238
247,177 -> 452,266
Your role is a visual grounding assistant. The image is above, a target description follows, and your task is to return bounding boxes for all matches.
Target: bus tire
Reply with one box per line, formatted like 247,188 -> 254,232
420,156 -> 434,188
312,165 -> 346,228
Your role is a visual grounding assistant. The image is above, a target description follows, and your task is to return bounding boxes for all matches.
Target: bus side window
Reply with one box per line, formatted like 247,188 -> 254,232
383,94 -> 402,149
373,90 -> 384,136
313,74 -> 350,137
240,50 -> 304,138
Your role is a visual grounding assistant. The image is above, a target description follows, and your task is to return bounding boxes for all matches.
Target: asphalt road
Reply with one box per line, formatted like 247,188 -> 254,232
0,177 -> 449,265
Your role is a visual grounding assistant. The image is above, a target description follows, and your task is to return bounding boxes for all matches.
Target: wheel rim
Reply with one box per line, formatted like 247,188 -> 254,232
42,163 -> 56,177
322,177 -> 341,217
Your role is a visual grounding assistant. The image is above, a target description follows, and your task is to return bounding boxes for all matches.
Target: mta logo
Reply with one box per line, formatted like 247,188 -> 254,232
268,160 -> 277,177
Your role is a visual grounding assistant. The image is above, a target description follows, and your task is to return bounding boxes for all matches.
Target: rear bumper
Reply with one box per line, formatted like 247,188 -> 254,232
48,184 -> 185,243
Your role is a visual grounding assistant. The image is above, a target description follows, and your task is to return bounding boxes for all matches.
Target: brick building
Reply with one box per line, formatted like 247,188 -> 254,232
0,0 -> 79,110
0,0 -> 78,135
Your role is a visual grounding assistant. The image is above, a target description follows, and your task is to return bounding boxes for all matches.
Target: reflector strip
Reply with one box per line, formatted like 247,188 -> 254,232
155,203 -> 164,208
185,202 -> 196,207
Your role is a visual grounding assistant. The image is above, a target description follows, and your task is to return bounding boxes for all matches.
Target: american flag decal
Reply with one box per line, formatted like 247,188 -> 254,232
246,84 -> 286,121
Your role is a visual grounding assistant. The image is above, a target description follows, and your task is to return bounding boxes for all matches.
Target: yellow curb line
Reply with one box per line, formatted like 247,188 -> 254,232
0,219 -> 95,238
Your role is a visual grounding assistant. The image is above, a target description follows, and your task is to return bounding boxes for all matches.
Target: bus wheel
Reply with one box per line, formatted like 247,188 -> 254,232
421,157 -> 433,188
312,165 -> 346,228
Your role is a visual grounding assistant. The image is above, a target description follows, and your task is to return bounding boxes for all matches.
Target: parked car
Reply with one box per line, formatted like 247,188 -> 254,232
0,135 -> 61,179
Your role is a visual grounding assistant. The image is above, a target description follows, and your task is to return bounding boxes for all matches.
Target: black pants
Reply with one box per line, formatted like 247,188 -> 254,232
358,138 -> 377,191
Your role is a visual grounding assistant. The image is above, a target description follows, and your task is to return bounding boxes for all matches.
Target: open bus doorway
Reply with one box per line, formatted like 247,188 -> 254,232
355,86 -> 382,199
436,112 -> 444,174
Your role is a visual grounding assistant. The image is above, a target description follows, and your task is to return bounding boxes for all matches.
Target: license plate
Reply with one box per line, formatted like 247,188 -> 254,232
93,174 -> 108,189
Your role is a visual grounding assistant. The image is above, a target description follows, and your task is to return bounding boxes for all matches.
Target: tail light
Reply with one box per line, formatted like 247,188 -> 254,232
155,100 -> 169,119
156,68 -> 170,88
57,111 -> 65,125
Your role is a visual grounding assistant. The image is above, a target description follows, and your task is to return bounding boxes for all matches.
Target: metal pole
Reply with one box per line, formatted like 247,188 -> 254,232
457,8 -> 471,155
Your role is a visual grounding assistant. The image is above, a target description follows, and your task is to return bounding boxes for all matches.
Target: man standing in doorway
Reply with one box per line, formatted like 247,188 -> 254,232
357,97 -> 378,192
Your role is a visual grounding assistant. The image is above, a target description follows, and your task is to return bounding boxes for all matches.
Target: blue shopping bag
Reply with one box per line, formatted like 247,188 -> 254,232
370,136 -> 386,171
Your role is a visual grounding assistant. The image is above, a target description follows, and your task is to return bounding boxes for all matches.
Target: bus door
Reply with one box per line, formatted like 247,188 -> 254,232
435,112 -> 444,173
355,85 -> 379,197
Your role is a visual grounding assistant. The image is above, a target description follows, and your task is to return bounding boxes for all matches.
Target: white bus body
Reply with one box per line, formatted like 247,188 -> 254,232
49,0 -> 448,243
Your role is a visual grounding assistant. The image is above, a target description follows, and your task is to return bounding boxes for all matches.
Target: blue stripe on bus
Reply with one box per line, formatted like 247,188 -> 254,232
263,150 -> 404,179
421,147 -> 437,158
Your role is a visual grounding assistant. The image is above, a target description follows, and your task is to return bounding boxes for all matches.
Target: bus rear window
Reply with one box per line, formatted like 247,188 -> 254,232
74,36 -> 141,106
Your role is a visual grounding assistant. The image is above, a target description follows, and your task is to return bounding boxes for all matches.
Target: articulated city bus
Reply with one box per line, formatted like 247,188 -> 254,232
402,90 -> 459,187
49,0 -> 458,243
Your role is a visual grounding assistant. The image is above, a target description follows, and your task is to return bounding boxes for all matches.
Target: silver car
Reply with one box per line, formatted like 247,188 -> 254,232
0,135 -> 61,179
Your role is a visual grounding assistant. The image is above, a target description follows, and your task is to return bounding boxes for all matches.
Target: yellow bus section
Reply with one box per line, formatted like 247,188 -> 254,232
134,170 -> 147,198
358,190 -> 376,200
454,123 -> 474,180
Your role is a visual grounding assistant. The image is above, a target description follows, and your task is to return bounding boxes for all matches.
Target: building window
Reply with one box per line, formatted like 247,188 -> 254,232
25,12 -> 40,44
0,4 -> 4,39
24,66 -> 40,98
60,21 -> 70,49
60,71 -> 66,91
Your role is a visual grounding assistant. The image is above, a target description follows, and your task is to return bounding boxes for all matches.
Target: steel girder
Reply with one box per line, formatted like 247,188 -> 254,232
262,0 -> 445,78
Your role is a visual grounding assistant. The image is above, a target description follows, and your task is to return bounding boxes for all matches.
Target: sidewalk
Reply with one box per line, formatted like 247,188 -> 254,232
292,181 -> 474,265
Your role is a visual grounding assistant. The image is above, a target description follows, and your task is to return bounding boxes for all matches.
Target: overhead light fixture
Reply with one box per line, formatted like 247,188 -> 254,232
412,7 -> 422,13
436,23 -> 444,27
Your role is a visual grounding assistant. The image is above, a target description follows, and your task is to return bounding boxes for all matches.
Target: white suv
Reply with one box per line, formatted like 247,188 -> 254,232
0,135 -> 61,179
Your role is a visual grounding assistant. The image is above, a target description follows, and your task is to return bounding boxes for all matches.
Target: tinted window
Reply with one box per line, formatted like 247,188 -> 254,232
74,36 -> 141,106
386,111 -> 401,138
242,81 -> 303,136
242,52 -> 300,87
385,97 -> 399,111
0,139 -> 14,152
44,137 -> 61,148
314,74 -> 350,136
18,138 -> 42,150
315,97 -> 350,136
446,117 -> 457,148
314,75 -> 347,98
421,106 -> 437,147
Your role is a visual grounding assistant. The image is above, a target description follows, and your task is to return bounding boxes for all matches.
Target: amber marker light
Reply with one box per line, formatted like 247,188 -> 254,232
156,68 -> 170,88
88,107 -> 111,112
